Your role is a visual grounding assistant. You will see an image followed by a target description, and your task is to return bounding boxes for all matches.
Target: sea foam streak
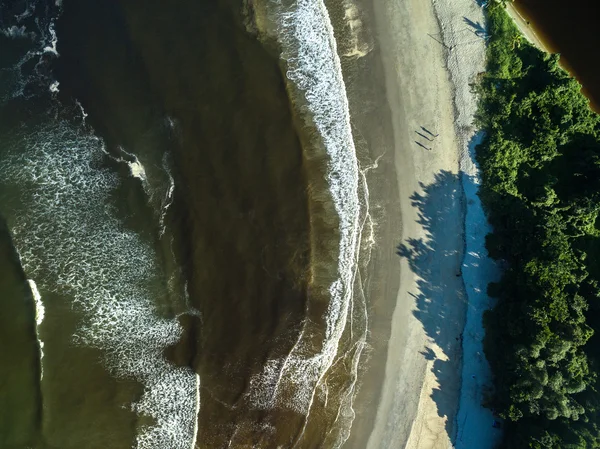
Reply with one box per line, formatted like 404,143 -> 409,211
249,0 -> 362,430
0,121 -> 199,449
159,153 -> 176,238
28,279 -> 45,380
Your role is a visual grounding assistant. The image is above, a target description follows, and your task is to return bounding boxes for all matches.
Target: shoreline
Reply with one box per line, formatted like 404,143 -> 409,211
326,0 -> 405,445
505,3 -> 548,52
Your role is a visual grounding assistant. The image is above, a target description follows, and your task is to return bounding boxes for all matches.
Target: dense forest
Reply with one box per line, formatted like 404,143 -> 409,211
476,2 -> 600,448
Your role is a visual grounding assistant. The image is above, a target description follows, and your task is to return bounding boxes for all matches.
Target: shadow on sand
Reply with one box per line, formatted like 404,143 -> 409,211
396,170 -> 472,440
463,16 -> 487,37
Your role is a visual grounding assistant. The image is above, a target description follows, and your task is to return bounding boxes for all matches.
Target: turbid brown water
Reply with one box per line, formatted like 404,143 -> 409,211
513,0 -> 600,112
1,0 -> 316,446
0,0 -> 380,445
0,215 -> 41,448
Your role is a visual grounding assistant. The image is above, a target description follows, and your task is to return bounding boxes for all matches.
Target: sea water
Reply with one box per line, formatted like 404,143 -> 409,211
1,1 -> 197,447
0,0 -> 370,446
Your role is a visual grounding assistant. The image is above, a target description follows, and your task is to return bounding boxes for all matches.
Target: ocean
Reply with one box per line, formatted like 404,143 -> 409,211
0,0 -> 372,447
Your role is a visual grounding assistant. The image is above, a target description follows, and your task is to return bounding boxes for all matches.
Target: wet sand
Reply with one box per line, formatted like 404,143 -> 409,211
321,0 -> 402,447
340,0 -> 506,446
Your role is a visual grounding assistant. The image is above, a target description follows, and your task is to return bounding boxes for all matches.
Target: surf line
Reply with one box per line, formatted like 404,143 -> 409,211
190,373 -> 201,449
251,0 -> 362,437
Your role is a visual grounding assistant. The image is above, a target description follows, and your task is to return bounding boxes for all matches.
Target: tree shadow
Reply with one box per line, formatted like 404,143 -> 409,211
396,170 -> 469,440
420,346 -> 437,361
463,16 -> 487,38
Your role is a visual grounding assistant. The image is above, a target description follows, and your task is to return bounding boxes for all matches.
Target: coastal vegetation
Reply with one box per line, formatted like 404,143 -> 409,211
476,3 -> 600,448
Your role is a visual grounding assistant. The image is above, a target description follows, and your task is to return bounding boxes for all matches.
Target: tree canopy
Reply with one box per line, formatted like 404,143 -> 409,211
477,3 -> 600,448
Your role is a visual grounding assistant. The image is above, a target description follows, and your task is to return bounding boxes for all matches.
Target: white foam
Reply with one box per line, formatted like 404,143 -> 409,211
113,146 -> 149,184
42,22 -> 59,56
0,119 -> 199,449
104,146 -> 176,240
190,373 -> 201,449
159,154 -> 175,238
27,279 -> 45,380
165,116 -> 177,130
248,0 -> 363,437
75,99 -> 89,121
15,5 -> 34,23
127,157 -> 147,182
28,279 -> 44,325
1,49 -> 39,101
1,25 -> 30,39
2,8 -> 62,102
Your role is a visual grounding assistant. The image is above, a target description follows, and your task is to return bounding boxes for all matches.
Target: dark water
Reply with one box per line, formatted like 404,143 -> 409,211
0,216 -> 41,447
0,0 -> 369,447
513,0 -> 600,112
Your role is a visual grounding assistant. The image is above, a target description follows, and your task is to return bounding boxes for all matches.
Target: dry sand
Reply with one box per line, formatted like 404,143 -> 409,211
345,0 -> 502,448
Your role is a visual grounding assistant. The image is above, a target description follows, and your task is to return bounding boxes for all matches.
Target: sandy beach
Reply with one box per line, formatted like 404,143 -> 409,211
342,0 -> 502,448
368,0 -> 464,447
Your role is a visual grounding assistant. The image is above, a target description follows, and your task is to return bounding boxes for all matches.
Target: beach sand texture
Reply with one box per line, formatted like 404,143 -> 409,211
348,0 -> 501,448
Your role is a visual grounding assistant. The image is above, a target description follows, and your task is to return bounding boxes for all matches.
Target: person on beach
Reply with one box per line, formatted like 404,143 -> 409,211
421,126 -> 438,139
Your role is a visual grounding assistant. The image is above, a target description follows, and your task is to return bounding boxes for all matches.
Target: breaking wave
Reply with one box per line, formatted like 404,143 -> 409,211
28,279 -> 45,380
248,0 -> 365,442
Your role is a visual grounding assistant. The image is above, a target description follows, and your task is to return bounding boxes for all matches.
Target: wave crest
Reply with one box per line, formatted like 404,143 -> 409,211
248,0 -> 363,436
